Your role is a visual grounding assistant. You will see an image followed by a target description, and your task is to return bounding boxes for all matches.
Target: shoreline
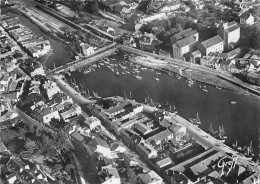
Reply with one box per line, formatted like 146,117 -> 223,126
128,56 -> 260,99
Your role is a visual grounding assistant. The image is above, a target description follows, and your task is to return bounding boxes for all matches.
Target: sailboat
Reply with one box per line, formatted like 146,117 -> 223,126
168,66 -> 173,76
93,90 -> 101,99
154,74 -> 159,81
216,86 -> 222,90
196,113 -> 201,124
125,68 -> 130,74
129,91 -> 132,99
135,73 -> 142,80
202,85 -> 208,92
221,124 -> 227,139
115,66 -> 119,76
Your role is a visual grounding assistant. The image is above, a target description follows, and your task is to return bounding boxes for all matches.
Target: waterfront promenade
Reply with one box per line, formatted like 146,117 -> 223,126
51,75 -> 96,105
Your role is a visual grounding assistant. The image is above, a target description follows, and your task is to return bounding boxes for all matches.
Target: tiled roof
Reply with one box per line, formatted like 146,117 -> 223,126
71,131 -> 84,142
172,28 -> 193,41
201,35 -> 223,49
87,136 -> 109,154
146,129 -> 172,144
226,24 -> 240,33
175,35 -> 197,47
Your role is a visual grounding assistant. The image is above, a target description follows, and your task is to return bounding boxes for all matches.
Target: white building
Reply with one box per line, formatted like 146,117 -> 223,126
42,108 -> 60,124
31,64 -> 45,77
240,13 -> 255,26
136,170 -> 163,184
172,29 -> 199,58
60,104 -> 81,122
43,81 -> 61,100
84,116 -> 101,130
80,43 -> 95,56
99,165 -> 121,184
199,35 -> 224,56
218,21 -> 240,51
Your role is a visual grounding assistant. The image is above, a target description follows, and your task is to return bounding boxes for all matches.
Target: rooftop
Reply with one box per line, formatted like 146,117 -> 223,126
175,35 -> 197,47
201,35 -> 223,49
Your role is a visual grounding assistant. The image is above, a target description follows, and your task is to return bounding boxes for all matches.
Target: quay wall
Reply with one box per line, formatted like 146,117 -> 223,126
118,45 -> 260,96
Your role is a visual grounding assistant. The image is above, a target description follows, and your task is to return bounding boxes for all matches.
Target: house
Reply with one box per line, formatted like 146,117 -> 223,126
0,110 -> 18,122
133,122 -> 152,136
43,81 -> 61,100
6,157 -> 48,184
110,142 -> 126,153
31,63 -> 45,77
70,130 -> 85,144
41,107 -> 60,124
137,142 -> 157,159
170,28 -> 193,44
240,13 -> 255,25
80,43 -> 95,56
171,28 -> 199,58
98,164 -> 121,184
86,136 -> 110,156
0,74 -> 11,86
218,21 -> 240,51
199,35 -> 224,56
169,123 -> 186,141
172,36 -> 198,59
156,157 -> 173,170
60,104 -> 81,122
159,2 -> 181,12
84,116 -> 101,130
146,129 -> 173,146
190,50 -> 201,63
137,32 -> 162,52
135,170 -> 163,184
218,47 -> 242,59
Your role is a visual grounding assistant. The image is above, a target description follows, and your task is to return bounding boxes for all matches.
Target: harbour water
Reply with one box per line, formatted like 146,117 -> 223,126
70,52 -> 260,156
17,10 -> 260,180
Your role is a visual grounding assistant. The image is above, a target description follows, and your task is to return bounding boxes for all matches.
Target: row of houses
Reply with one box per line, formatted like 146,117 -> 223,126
0,16 -> 51,58
86,97 -> 204,183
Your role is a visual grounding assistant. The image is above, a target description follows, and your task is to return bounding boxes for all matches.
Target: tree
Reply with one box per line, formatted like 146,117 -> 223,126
0,129 -> 19,144
52,164 -> 63,173
49,118 -> 67,130
21,138 -> 39,157
64,163 -> 75,173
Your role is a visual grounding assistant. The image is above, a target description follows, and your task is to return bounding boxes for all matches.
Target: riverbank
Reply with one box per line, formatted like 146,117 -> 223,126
128,54 -> 260,98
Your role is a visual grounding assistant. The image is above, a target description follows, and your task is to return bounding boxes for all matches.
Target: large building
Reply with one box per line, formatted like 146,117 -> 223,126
172,28 -> 199,59
218,21 -> 240,51
199,35 -> 224,56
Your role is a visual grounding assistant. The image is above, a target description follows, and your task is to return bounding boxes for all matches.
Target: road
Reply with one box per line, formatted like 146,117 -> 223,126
169,112 -> 260,176
51,75 -> 96,105
99,10 -> 125,24
112,96 -> 260,177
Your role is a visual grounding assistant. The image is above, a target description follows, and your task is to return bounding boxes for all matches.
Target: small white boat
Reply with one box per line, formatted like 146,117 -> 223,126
135,75 -> 142,80
202,88 -> 208,92
216,86 -> 222,90
231,101 -> 236,104
154,77 -> 159,81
